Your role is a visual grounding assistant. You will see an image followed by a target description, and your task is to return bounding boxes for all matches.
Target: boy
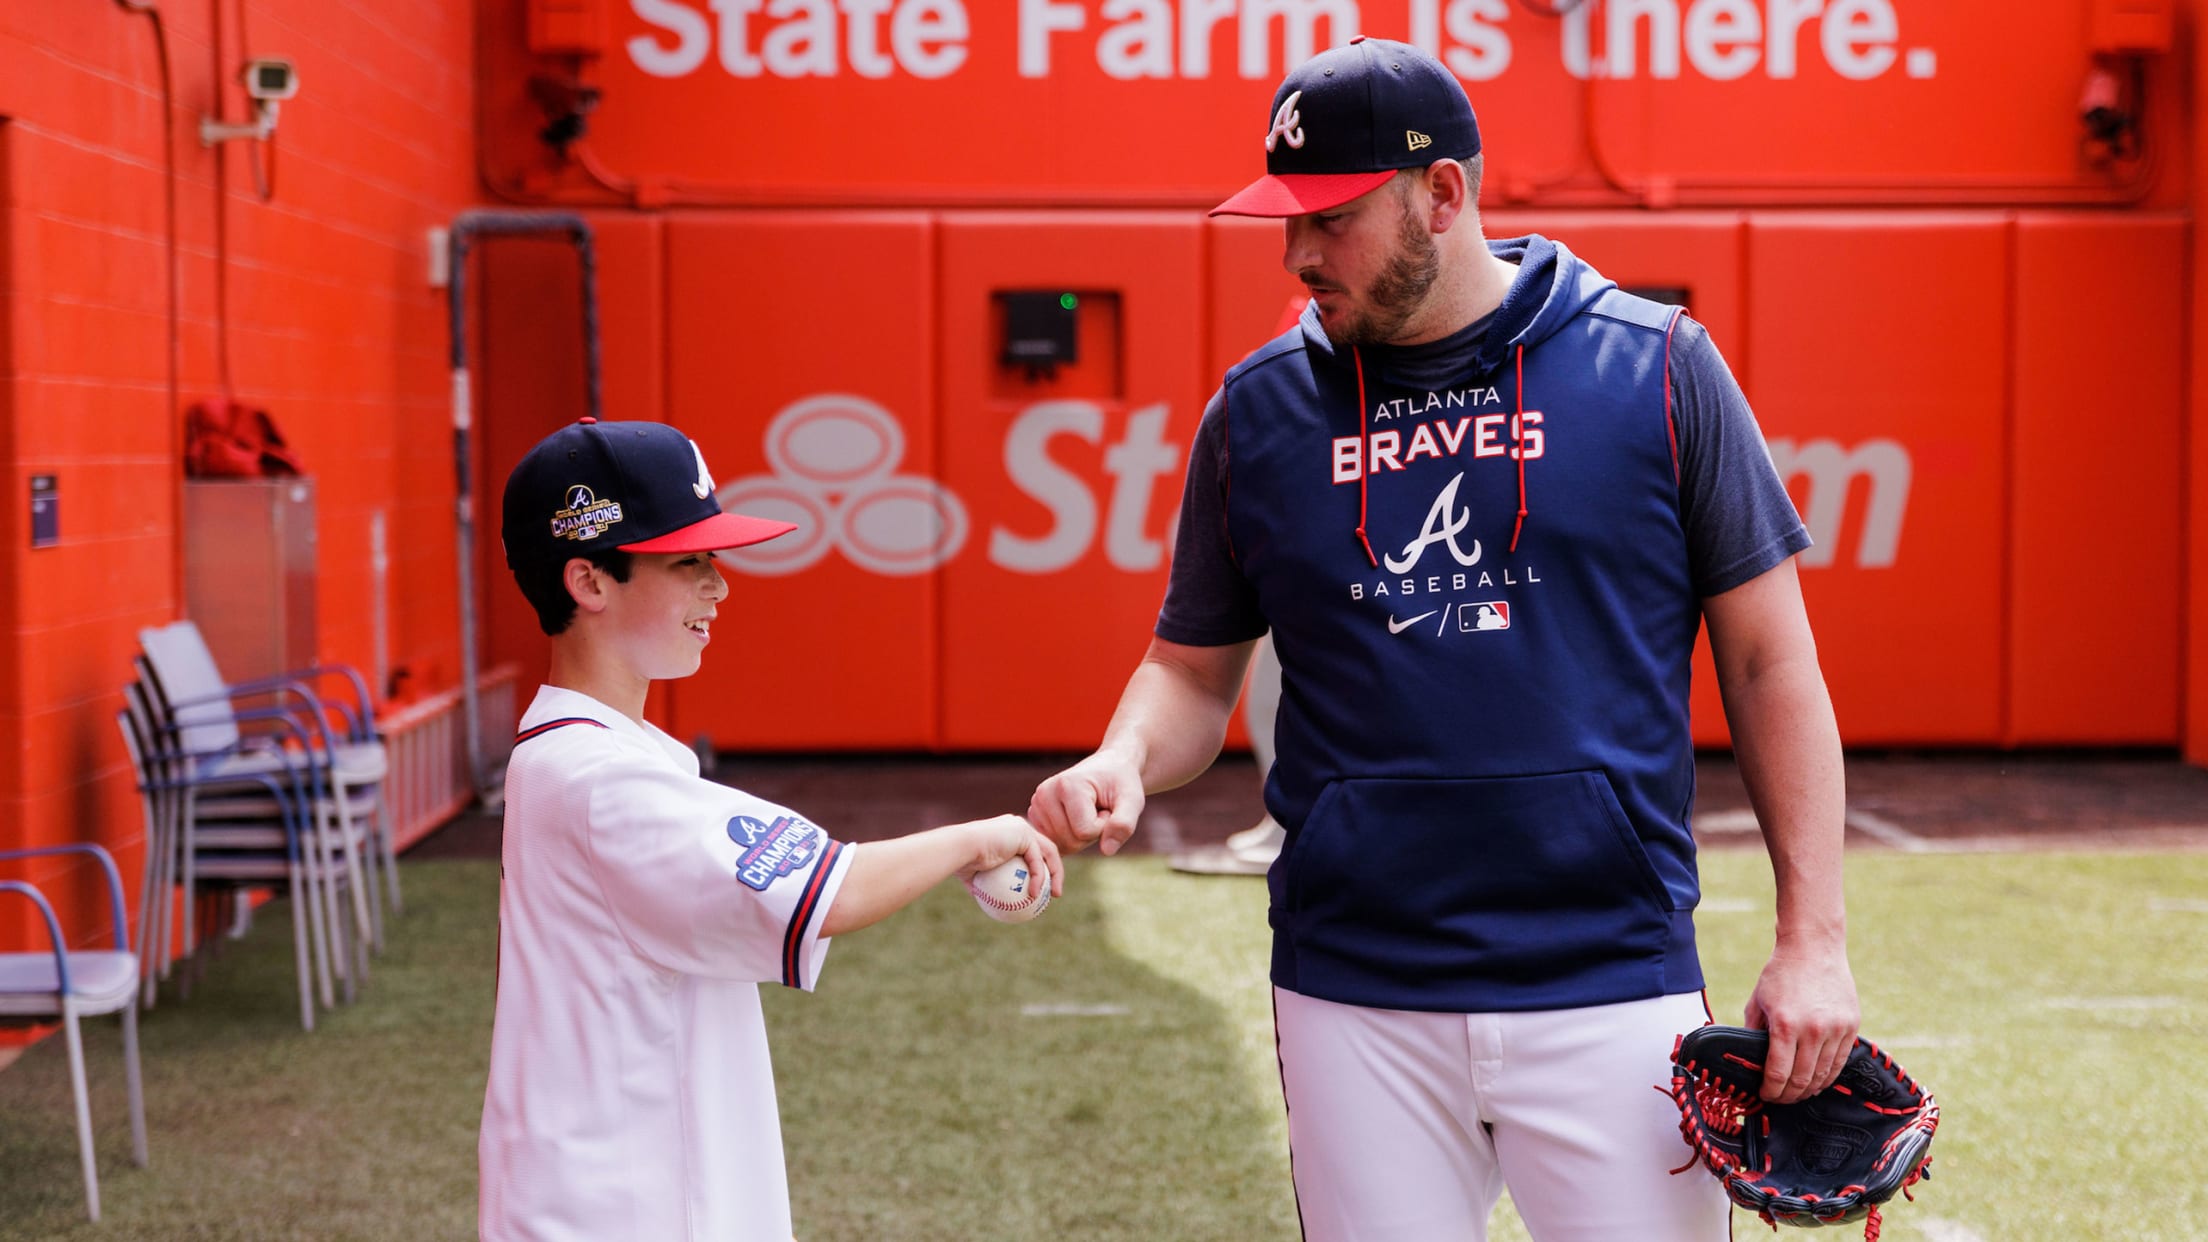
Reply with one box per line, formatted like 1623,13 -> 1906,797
480,417 -> 1061,1241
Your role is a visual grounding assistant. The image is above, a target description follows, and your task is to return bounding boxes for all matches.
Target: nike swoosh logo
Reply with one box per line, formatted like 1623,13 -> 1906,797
1387,610 -> 1437,635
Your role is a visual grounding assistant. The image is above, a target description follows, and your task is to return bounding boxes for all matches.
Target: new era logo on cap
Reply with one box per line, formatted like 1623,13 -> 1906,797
1213,37 -> 1482,219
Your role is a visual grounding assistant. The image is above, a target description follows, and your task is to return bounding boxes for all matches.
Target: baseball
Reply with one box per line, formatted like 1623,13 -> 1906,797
966,858 -> 1050,923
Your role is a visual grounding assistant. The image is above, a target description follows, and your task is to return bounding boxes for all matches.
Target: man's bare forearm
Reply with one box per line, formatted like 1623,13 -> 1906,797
1720,651 -> 1847,950
1097,638 -> 1256,794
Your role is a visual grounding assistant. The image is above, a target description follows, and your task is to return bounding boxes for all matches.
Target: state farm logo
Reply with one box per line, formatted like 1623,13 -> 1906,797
714,395 -> 970,577
714,393 -> 1182,578
1767,438 -> 1911,569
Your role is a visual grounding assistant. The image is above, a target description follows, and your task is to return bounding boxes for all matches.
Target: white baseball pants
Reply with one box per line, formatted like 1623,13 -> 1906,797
1273,987 -> 1731,1241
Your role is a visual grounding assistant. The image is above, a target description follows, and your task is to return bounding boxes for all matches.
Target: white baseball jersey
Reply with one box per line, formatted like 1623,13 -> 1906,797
480,686 -> 852,1242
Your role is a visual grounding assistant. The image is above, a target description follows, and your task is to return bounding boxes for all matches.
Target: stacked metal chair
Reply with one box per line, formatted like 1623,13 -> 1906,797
122,621 -> 395,1030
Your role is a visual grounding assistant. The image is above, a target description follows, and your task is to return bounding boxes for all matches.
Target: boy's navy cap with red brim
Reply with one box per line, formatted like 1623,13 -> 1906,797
1211,37 -> 1482,219
615,511 -> 796,554
501,417 -> 794,569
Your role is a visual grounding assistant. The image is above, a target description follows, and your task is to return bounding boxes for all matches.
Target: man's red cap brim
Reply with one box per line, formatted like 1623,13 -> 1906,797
1209,171 -> 1398,218
619,512 -> 797,553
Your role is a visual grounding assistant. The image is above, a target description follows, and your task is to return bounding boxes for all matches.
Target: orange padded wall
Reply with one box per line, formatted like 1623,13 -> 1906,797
933,214 -> 1206,748
663,213 -> 942,749
498,206 -> 2189,756
1744,216 -> 2011,744
2009,214 -> 2184,744
2193,6 -> 2208,768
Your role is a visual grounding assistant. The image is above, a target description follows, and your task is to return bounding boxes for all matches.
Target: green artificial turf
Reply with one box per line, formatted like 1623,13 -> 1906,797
0,850 -> 2203,1240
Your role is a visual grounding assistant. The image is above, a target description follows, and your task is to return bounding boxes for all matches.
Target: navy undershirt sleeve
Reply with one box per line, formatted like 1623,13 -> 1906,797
1155,388 -> 1269,646
1669,317 -> 1812,597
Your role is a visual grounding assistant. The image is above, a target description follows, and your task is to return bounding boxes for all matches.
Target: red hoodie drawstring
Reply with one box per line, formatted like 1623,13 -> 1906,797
1351,347 -> 1378,567
1357,342 -> 1531,559
1509,344 -> 1529,553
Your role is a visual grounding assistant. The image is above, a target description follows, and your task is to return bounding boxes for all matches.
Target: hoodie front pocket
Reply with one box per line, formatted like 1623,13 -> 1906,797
1282,771 -> 1674,995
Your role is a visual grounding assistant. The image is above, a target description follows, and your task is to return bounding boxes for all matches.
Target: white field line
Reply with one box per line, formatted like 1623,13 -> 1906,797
2038,996 -> 2188,1011
1697,897 -> 1759,914
1871,1034 -> 1974,1050
1694,809 -> 1762,835
1844,808 -> 1934,852
1699,806 -> 1936,853
1021,1003 -> 1131,1018
1903,827 -> 2208,854
1915,1217 -> 1991,1242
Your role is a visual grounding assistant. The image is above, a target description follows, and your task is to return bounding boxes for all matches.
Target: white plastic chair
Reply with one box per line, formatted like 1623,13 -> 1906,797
0,842 -> 148,1222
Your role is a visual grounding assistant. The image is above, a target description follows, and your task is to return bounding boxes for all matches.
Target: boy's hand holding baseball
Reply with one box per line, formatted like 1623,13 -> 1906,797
956,814 -> 1064,900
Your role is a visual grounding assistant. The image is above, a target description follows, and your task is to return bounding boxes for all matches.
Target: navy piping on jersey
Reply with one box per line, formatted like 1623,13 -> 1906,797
1662,306 -> 1686,485
782,839 -> 844,989
513,716 -> 609,744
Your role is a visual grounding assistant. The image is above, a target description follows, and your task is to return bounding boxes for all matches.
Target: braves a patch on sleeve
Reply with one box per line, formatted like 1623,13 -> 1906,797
725,814 -> 823,891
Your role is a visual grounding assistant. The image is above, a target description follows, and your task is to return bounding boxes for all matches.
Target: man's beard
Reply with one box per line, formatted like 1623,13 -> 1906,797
1318,203 -> 1442,348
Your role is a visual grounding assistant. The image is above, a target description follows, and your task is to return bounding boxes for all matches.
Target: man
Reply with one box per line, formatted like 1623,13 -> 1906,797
1029,37 -> 1857,1241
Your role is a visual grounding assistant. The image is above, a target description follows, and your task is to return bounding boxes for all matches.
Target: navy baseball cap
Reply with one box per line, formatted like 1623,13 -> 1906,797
501,418 -> 794,569
1212,37 -> 1482,218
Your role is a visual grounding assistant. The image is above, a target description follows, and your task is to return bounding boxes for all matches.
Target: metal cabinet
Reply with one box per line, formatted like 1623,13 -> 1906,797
183,478 -> 318,685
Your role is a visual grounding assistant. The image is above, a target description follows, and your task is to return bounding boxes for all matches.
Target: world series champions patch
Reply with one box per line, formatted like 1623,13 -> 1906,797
551,484 -> 624,541
725,814 -> 822,891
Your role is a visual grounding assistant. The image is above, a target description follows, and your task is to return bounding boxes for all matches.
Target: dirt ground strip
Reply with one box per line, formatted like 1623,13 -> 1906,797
412,752 -> 2208,860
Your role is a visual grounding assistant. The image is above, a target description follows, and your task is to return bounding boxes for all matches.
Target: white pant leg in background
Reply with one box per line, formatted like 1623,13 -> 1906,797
1274,988 -> 1729,1242
1246,634 -> 1281,774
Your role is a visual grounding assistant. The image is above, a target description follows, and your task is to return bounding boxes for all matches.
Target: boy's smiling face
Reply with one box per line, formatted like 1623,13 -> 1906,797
595,551 -> 728,681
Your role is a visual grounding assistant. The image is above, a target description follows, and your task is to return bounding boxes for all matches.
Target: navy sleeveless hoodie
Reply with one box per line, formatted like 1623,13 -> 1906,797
1226,235 -> 1703,1013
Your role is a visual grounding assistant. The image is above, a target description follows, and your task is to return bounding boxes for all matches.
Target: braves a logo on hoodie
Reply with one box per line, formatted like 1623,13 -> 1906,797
1347,471 -> 1544,611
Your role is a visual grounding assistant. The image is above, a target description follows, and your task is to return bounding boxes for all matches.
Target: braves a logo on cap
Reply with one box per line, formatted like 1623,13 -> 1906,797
688,439 -> 715,500
727,814 -> 822,891
1265,90 -> 1306,153
551,484 -> 625,542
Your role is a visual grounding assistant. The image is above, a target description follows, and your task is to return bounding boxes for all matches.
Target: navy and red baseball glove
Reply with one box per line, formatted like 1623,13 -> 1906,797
1666,1025 -> 1939,1238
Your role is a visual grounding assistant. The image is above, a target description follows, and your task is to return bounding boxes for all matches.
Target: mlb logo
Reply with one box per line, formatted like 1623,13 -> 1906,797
1459,601 -> 1511,632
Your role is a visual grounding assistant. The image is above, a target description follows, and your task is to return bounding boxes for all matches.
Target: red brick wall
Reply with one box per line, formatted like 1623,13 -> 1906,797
0,0 -> 474,963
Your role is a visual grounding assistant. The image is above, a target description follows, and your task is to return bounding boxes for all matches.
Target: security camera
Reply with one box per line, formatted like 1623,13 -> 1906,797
202,57 -> 297,146
242,57 -> 299,102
